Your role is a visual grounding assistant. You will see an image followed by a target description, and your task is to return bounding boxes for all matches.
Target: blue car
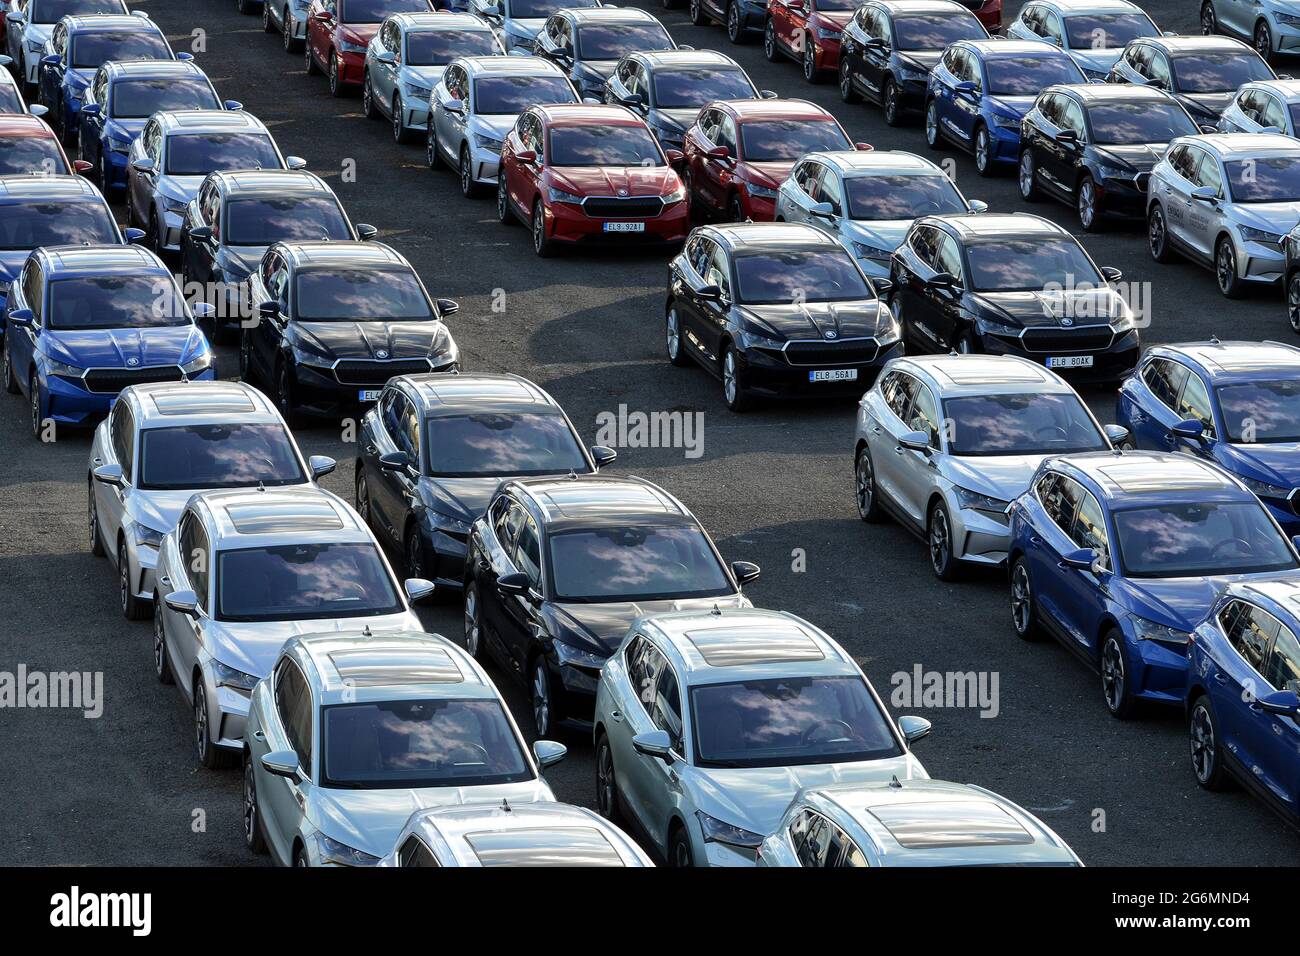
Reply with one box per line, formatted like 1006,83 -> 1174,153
1007,449 -> 1300,718
1,243 -> 215,437
1117,341 -> 1300,536
924,38 -> 1087,177
37,13 -> 185,146
78,59 -> 238,194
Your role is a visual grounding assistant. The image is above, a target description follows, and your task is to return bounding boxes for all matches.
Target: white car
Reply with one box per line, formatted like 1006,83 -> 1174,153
4,0 -> 127,90
1005,0 -> 1161,80
1217,78 -> 1300,137
259,0 -> 312,54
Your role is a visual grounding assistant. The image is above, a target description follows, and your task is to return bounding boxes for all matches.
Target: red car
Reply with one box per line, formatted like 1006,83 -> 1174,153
958,0 -> 1001,33
764,0 -> 863,83
683,99 -> 868,222
0,114 -> 91,176
496,104 -> 690,257
304,0 -> 434,97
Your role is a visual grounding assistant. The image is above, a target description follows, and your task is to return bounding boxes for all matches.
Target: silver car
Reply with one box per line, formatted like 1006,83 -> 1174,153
243,630 -> 566,867
593,607 -> 932,868
1147,132 -> 1300,298
854,354 -> 1126,580
1005,0 -> 1161,80
1201,0 -> 1300,62
153,486 -> 432,769
381,801 -> 653,866
362,12 -> 503,145
756,779 -> 1083,867
468,0 -> 601,55
4,0 -> 127,90
1218,78 -> 1300,136
775,150 -> 987,281
262,0 -> 313,54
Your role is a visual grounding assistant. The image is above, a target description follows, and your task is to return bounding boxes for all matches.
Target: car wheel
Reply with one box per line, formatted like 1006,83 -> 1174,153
689,0 -> 709,26
763,19 -> 780,61
1190,695 -> 1230,791
727,1 -> 747,43
194,680 -> 235,769
119,539 -> 146,620
727,192 -> 746,223
147,209 -> 162,256
531,199 -> 554,257
87,480 -> 106,556
293,845 -> 309,867
283,10 -> 302,52
2,336 -> 18,394
1077,175 -> 1100,232
125,186 -> 135,228
328,55 -> 343,97
1017,150 -> 1041,201
973,125 -> 993,176
839,59 -> 859,103
361,72 -> 378,119
1101,631 -> 1137,719
1288,272 -> 1300,333
496,170 -> 515,223
855,444 -> 884,523
1148,203 -> 1176,262
531,657 -> 553,737
29,371 -> 44,441
1254,20 -> 1273,60
1200,1 -> 1217,35
668,826 -> 694,867
262,1 -> 275,31
243,752 -> 269,854
238,329 -> 254,383
666,302 -> 691,367
427,119 -> 444,169
923,99 -> 942,149
460,144 -> 482,197
237,0 -> 256,13
722,346 -> 752,412
1215,236 -> 1245,298
392,94 -> 411,143
153,596 -> 174,685
405,527 -> 428,580
883,79 -> 903,126
354,469 -> 372,525
463,580 -> 487,660
802,38 -> 821,84
274,359 -> 297,423
928,501 -> 959,581
1010,557 -> 1041,641
304,38 -> 320,74
595,734 -> 623,823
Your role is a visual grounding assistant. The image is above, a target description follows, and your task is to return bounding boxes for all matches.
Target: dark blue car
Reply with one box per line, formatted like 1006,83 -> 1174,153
924,38 -> 1085,177
1117,341 -> 1300,536
2,242 -> 215,438
1187,578 -> 1300,826
1007,450 -> 1300,718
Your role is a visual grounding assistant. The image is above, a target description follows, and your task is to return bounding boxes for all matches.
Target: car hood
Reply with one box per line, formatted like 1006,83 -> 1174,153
1095,143 -> 1169,171
579,58 -> 620,80
972,287 -> 1127,328
211,614 -> 420,679
1126,572 -> 1296,631
553,594 -> 750,656
986,95 -> 1035,117
471,114 -> 517,140
107,117 -> 147,139
295,320 -> 450,361
129,489 -> 200,535
403,64 -> 446,87
342,24 -> 380,45
736,300 -> 893,342
418,476 -> 502,523
0,250 -> 30,305
1233,202 -> 1300,235
158,174 -> 208,203
842,218 -> 910,253
743,160 -> 797,188
1068,47 -> 1123,74
1178,90 -> 1235,118
1226,442 -> 1300,485
942,454 -> 1050,502
898,50 -> 943,73
223,245 -> 270,276
24,24 -> 53,47
548,164 -> 679,197
43,324 -> 205,368
816,11 -> 854,30
508,17 -> 547,37
66,68 -> 93,90
655,107 -> 701,131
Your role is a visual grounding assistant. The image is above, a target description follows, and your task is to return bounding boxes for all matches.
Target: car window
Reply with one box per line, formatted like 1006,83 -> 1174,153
706,245 -> 731,300
817,168 -> 844,216
906,381 -> 940,448
717,115 -> 737,158
1265,624 -> 1300,694
398,835 -> 440,866
651,664 -> 683,752
275,659 -> 313,770
1175,371 -> 1216,438
1042,11 -> 1064,45
881,370 -> 916,420
1226,603 -> 1278,674
1146,50 -> 1171,89
1070,489 -> 1109,566
189,521 -> 210,610
503,500 -> 528,552
512,515 -> 542,588
794,810 -> 866,867
1038,472 -> 1080,534
1142,358 -> 1189,409
1192,150 -> 1222,197
1059,98 -> 1086,137
933,235 -> 963,283
907,225 -> 939,267
1261,93 -> 1287,131
398,395 -> 421,464
634,643 -> 667,713
110,399 -> 135,483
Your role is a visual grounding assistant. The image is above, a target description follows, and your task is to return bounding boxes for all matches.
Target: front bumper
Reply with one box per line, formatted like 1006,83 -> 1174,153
810,36 -> 841,73
1124,629 -> 1189,706
896,77 -> 929,113
1234,234 -> 1286,285
336,50 -> 366,88
102,147 -> 131,190
44,369 -> 212,425
732,0 -> 768,32
977,328 -> 1139,384
467,142 -> 502,184
160,207 -> 187,252
126,540 -> 160,602
289,358 -> 457,417
418,523 -> 469,590
206,675 -> 252,751
548,653 -> 604,725
950,503 -> 1011,565
1269,16 -> 1300,52
985,121 -> 1021,165
1094,174 -> 1149,219
741,338 -> 902,398
739,190 -> 777,222
542,198 -> 690,246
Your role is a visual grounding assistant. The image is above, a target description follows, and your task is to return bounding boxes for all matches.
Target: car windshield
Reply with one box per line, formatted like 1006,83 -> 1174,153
548,524 -> 733,602
652,67 -> 754,109
0,135 -> 66,175
294,268 -> 433,321
893,15 -> 986,52
1291,104 -> 1300,133
1171,52 -> 1273,94
739,119 -> 848,162
548,123 -> 662,166
216,542 -> 403,621
1087,100 -> 1198,144
0,85 -> 24,113
966,237 -> 1101,292
734,250 -> 872,304
46,275 -> 188,329
110,78 -> 219,118
0,199 -> 118,250
165,132 -> 281,176
33,0 -> 125,24
474,75 -> 576,114
340,0 -> 430,23
321,699 -> 533,789
138,424 -> 306,489
1225,157 -> 1300,203
576,23 -> 673,60
690,676 -> 902,769
424,412 -> 590,477
943,393 -> 1107,456
985,56 -> 1083,96
814,0 -> 858,9
845,173 -> 966,220
1113,502 -> 1297,578
511,0 -> 597,16
1217,380 -> 1300,442
224,197 -> 351,245
1063,13 -> 1156,49
406,30 -> 499,65
70,32 -> 170,69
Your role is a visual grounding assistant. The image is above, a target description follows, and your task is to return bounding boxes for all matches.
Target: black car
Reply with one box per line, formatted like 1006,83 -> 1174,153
603,49 -> 771,152
354,372 -> 618,591
181,169 -> 376,339
239,241 -> 459,419
838,0 -> 987,126
1018,83 -> 1201,231
666,222 -> 901,411
1286,222 -> 1300,332
464,474 -> 760,735
889,212 -> 1140,383
533,7 -> 677,101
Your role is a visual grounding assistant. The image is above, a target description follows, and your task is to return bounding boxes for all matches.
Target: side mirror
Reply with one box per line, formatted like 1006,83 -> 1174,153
1060,546 -> 1098,570
696,283 -> 722,301
404,578 -> 436,604
1104,423 -> 1130,446
4,12 -> 24,24
309,455 -> 336,479
664,147 -> 685,169
589,444 -> 618,467
1190,185 -> 1217,202
284,156 -> 307,170
1257,690 -> 1300,715
898,714 -> 931,743
1199,124 -> 1218,134
444,98 -> 464,114
1169,418 -> 1205,441
41,54 -> 61,67
130,157 -> 155,174
258,300 -> 279,319
854,141 -> 873,151
375,49 -> 397,64
955,80 -> 977,97
731,560 -> 761,586
809,200 -> 835,218
968,199 -> 988,213
124,227 -> 147,245
80,103 -> 101,117
620,92 -> 643,108
898,429 -> 932,453
496,571 -> 531,596
260,750 -> 301,783
927,270 -> 958,291
164,589 -> 199,617
632,729 -> 673,761
187,225 -> 212,242
378,450 -> 410,471
872,276 -> 894,297
6,308 -> 33,328
706,145 -> 732,162
436,298 -> 459,316
192,302 -> 216,319
516,149 -> 538,165
355,223 -> 378,241
759,89 -> 778,99
92,463 -> 124,487
1054,129 -> 1078,145
224,100 -> 243,111
533,739 -> 567,769
482,3 -> 501,14
865,37 -> 886,49
28,104 -> 48,118
1101,266 -> 1122,283
175,52 -> 194,62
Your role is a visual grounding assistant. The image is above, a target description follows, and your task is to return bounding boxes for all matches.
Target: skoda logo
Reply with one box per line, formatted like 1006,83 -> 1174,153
1060,317 -> 1074,327
376,349 -> 389,359
617,188 -> 628,196
126,357 -> 139,367
824,330 -> 838,340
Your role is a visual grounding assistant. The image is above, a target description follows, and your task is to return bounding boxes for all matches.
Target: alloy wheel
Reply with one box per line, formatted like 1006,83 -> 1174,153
88,488 -> 98,552
596,741 -> 616,818
329,57 -> 340,96
928,508 -> 950,575
855,452 -> 874,518
1011,563 -> 1032,634
153,602 -> 169,681
30,374 -> 41,439
974,128 -> 989,173
840,60 -> 856,102
1190,701 -> 1216,783
1216,239 -> 1236,295
392,94 -> 404,142
355,473 -> 370,524
1288,273 -> 1300,332
666,307 -> 681,359
243,759 -> 260,846
1149,207 -> 1167,259
283,10 -> 295,52
924,101 -> 939,146
464,584 -> 480,656
1101,638 -> 1125,713
727,2 -> 742,42
426,122 -> 438,169
1200,2 -> 1216,34
195,684 -> 210,763
884,82 -> 899,125
532,660 -> 551,736
406,532 -> 424,579
1078,179 -> 1097,230
803,41 -> 817,82
723,350 -> 738,405
1018,152 -> 1035,199
118,542 -> 130,614
1254,22 -> 1271,59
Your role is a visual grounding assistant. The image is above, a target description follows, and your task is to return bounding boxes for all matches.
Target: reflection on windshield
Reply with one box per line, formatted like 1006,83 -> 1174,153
577,23 -> 673,60
0,200 -> 119,251
893,14 -> 986,52
425,412 -> 589,477
406,30 -> 500,66
548,124 -> 662,166
0,137 -> 66,175
225,197 -> 351,246
1087,101 -> 1197,144
1114,502 -> 1297,578
985,56 -> 1083,96
70,32 -> 171,70
943,393 -> 1107,456
34,0 -> 125,25
734,250 -> 871,304
1063,13 -> 1156,49
548,525 -> 732,602
165,133 -> 282,176
1225,158 -> 1300,203
652,67 -> 754,109
294,269 -> 433,321
1171,52 -> 1273,94
966,238 -> 1100,292
846,174 -> 965,220
216,542 -> 402,621
111,78 -> 218,119
47,275 -> 188,330
739,119 -> 848,162
474,75 -> 576,114
139,423 -> 305,489
1218,380 -> 1300,442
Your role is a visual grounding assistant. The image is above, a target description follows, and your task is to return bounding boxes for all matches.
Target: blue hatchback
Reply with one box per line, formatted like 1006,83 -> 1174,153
2,243 -> 215,438
1007,450 -> 1300,718
1117,340 -> 1300,536
924,38 -> 1086,177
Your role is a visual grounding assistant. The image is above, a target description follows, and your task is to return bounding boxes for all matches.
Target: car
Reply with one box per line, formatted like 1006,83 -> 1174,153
1106,35 -> 1275,128
496,104 -> 690,256
1018,83 -> 1201,231
0,110 -> 87,174
1289,222 -> 1300,325
756,779 -> 1082,866
303,0 -> 435,97
683,98 -> 863,222
381,801 -> 654,866
889,213 -> 1140,382
1146,133 -> 1300,298
533,7 -> 676,102
1200,0 -> 1300,62
362,11 -> 502,145
87,380 -> 335,620
77,59 -> 236,193
261,0 -> 313,53
467,0 -> 602,55
1006,0 -> 1161,80
427,55 -> 578,198
37,12 -> 183,145
666,222 -> 902,410
243,629 -> 565,865
603,50 -> 770,153
762,0 -> 863,84
154,486 -> 434,768
2,243 -> 214,439
1008,450 -> 1300,718
836,0 -> 988,127
855,354 -> 1124,578
776,151 -> 985,281
0,51 -> 44,114
925,39 -> 1087,178
681,0 -> 769,46
1218,78 -> 1300,137
1186,578 -> 1300,825
125,110 -> 306,256
180,170 -> 376,339
240,241 -> 459,419
355,372 -> 617,591
592,607 -> 931,867
464,474 -> 760,735
1117,340 -> 1300,536
5,0 -> 127,93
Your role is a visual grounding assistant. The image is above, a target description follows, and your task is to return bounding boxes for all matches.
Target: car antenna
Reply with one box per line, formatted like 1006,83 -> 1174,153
1210,334 -> 1221,345
361,624 -> 373,637
502,798 -> 512,813
256,480 -> 265,492
889,775 -> 902,789
179,370 -> 189,383
711,603 -> 722,616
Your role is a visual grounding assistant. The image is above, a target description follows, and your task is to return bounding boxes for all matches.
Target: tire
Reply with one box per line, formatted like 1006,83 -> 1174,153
1254,20 -> 1273,61
954,328 -> 976,354
531,199 -> 555,257
427,119 -> 444,169
727,192 -> 745,223
1009,557 -> 1042,641
763,19 -> 780,62
1017,150 -> 1041,201
327,54 -> 344,97
1189,695 -> 1231,791
460,144 -> 483,197
304,39 -> 320,75
1200,1 -> 1217,35
531,656 -> 554,737
668,826 -> 694,867
1076,175 -> 1101,232
355,468 -> 373,527
237,0 -> 256,13
405,526 -> 428,580
243,752 -> 269,854
262,1 -> 275,31
392,94 -> 412,144
726,1 -> 747,44
839,58 -> 859,103
1215,236 -> 1245,299
29,371 -> 43,441
153,596 -> 174,685
1147,203 -> 1177,263
854,444 -> 884,523
283,10 -> 302,53
972,124 -> 993,176
595,733 -> 623,823
882,79 -> 903,126
238,329 -> 254,383
361,72 -> 379,119
496,170 -> 515,224
88,480 -> 106,556
923,99 -> 941,149
195,680 -> 236,769
927,501 -> 959,581
802,37 -> 821,84
274,359 -> 297,423
148,209 -> 162,256
1288,271 -> 1300,334
666,302 -> 691,366
293,845 -> 309,867
2,335 -> 18,394
1100,631 -> 1138,719
463,580 -> 487,661
721,346 -> 752,412
688,0 -> 709,26
119,539 -> 146,620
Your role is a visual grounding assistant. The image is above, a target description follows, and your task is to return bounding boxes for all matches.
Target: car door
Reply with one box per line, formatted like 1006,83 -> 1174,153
1256,624 -> 1300,810
616,638 -> 671,846
893,224 -> 939,348
499,509 -> 545,675
865,368 -> 916,511
166,512 -> 210,703
478,496 -> 526,665
1259,90 -> 1289,134
693,241 -> 733,368
859,7 -> 892,102
1170,367 -> 1219,456
927,232 -> 966,349
249,251 -> 289,381
7,259 -> 40,392
185,181 -> 219,287
509,111 -> 543,220
261,659 -> 313,864
638,657 -> 686,845
768,0 -> 793,53
367,388 -> 412,541
839,7 -> 871,94
129,121 -> 161,229
373,20 -> 400,112
672,234 -> 712,364
95,399 -> 134,562
701,112 -> 737,211
79,69 -> 106,162
948,49 -> 983,146
434,64 -> 467,163
310,0 -> 336,68
1183,146 -> 1223,261
1159,143 -> 1198,252
891,377 -> 941,528
1213,602 -> 1280,783
1056,483 -> 1112,657
1047,96 -> 1088,198
1125,356 -> 1189,448
782,159 -> 820,224
1023,471 -> 1080,638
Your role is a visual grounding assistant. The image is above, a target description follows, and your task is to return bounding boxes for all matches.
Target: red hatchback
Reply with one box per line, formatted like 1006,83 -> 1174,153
304,0 -> 434,96
683,99 -> 868,222
764,0 -> 863,83
496,104 -> 690,257
0,114 -> 89,176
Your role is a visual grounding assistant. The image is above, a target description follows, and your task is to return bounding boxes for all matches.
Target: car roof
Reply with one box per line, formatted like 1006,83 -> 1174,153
1142,35 -> 1252,55
929,212 -> 1065,240
123,380 -> 286,429
64,14 -> 161,33
0,174 -> 105,202
869,0 -> 972,15
959,38 -> 1062,57
102,59 -> 206,80
632,49 -> 740,69
1034,0 -> 1145,13
715,98 -> 833,121
702,221 -> 843,253
565,7 -> 660,22
391,11 -> 490,30
35,243 -> 165,278
156,109 -> 268,134
291,631 -> 496,705
892,354 -> 1076,396
0,113 -> 56,137
1050,450 -> 1245,501
534,103 -> 640,125
1053,82 -> 1175,103
211,169 -> 333,198
1242,79 -> 1300,101
459,55 -> 566,77
1150,340 -> 1300,383
396,372 -> 561,416
275,240 -> 407,270
811,149 -> 944,177
1232,577 -> 1300,623
192,487 -> 368,546
1181,132 -> 1300,159
508,475 -> 689,528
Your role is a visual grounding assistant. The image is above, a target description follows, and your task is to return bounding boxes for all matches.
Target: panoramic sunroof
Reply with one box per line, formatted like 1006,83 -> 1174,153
151,386 -> 256,416
1096,460 -> 1228,494
328,647 -> 463,687
869,801 -> 1033,849
227,500 -> 343,534
685,625 -> 825,667
466,828 -> 625,867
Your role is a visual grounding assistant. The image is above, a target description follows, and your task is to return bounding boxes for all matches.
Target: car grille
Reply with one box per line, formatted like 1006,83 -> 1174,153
784,338 -> 880,366
582,197 -> 664,219
333,359 -> 432,386
83,366 -> 184,393
1018,326 -> 1115,354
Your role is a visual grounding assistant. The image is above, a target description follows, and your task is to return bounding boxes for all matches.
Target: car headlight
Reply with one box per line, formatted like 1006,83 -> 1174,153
1095,163 -> 1131,181
338,40 -> 367,54
1130,615 -> 1192,645
1277,12 -> 1300,25
133,522 -> 165,549
1240,476 -> 1291,499
853,240 -> 893,262
662,181 -> 686,204
44,357 -> 83,378
472,131 -> 503,152
313,832 -> 381,867
547,185 -> 583,204
991,112 -> 1021,130
211,659 -> 259,692
554,641 -> 606,669
1083,68 -> 1108,80
28,41 -> 44,54
108,135 -> 134,154
430,510 -> 471,536
1110,309 -> 1135,334
815,27 -> 841,40
897,65 -> 928,82
292,348 -> 334,370
696,811 -> 763,850
404,82 -> 432,100
745,182 -> 779,199
162,196 -> 189,215
1240,225 -> 1284,247
953,486 -> 1010,516
874,315 -> 901,344
181,351 -> 212,374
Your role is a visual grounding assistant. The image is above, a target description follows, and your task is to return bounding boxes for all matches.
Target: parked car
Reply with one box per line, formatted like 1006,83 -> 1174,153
303,0 -> 435,97
1006,0 -> 1160,80
1288,221 -> 1300,327
0,51 -> 43,113
261,0 -> 313,53
762,0 -> 862,83
0,110 -> 87,174
1200,0 -> 1300,62
1106,35 -> 1274,127
1217,78 -> 1300,137
5,0 -> 127,92
467,0 -> 601,55
532,7 -> 676,102
682,0 -> 769,46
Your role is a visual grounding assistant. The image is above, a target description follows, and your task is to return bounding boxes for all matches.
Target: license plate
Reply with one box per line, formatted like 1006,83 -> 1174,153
358,389 -> 382,402
1046,355 -> 1094,369
603,221 -> 645,233
809,368 -> 859,382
